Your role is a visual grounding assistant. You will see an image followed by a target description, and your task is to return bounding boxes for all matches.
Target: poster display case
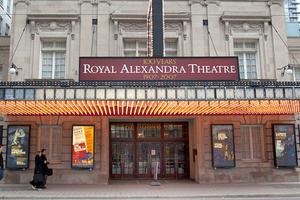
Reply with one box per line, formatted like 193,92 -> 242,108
273,124 -> 297,168
211,125 -> 235,168
6,125 -> 30,170
72,125 -> 95,169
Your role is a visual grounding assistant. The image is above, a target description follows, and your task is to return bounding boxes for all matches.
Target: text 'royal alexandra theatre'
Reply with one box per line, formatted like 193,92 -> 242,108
1,56 -> 300,184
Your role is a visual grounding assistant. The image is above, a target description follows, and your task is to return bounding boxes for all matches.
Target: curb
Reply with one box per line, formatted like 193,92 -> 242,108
2,194 -> 300,199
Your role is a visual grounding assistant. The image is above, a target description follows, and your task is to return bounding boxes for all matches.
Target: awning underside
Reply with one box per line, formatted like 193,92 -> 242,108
0,100 -> 299,116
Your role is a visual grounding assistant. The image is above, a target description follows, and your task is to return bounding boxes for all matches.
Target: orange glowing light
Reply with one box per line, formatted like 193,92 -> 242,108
0,100 -> 298,116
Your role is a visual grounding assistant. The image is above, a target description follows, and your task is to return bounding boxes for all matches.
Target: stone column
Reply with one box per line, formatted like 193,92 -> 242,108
207,1 -> 223,56
100,116 -> 109,183
195,116 -> 205,183
79,1 -> 94,56
97,0 -> 110,56
268,1 -> 290,80
10,0 -> 30,81
190,0 -> 207,56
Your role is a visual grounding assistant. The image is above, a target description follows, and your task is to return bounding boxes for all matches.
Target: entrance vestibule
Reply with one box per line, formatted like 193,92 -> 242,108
110,122 -> 189,179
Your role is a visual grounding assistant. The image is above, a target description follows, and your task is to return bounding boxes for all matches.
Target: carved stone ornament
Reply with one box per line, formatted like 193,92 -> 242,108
119,22 -> 146,33
36,21 -> 71,34
230,22 -> 264,35
189,0 -> 220,6
119,22 -> 182,34
30,21 -> 36,40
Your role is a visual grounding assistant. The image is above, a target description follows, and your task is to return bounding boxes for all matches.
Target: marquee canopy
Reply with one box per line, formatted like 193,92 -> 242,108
0,80 -> 299,116
0,100 -> 299,116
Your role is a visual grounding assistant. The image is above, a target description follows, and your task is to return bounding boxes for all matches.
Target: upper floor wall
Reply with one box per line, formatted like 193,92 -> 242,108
9,0 -> 291,82
0,0 -> 12,36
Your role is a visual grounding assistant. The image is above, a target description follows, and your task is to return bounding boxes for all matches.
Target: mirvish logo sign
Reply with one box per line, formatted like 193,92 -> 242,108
79,57 -> 239,81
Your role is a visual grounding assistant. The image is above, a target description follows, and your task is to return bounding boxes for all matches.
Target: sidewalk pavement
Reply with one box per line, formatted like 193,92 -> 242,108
1,180 -> 300,199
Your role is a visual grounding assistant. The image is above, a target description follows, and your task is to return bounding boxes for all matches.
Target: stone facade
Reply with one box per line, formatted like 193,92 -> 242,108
3,114 -> 299,184
3,0 -> 300,184
10,0 -> 291,81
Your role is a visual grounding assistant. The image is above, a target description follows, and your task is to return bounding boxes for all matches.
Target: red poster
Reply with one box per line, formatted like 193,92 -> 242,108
72,126 -> 94,169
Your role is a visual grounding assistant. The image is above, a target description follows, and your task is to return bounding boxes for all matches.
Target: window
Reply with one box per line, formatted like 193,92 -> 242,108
123,39 -> 178,57
137,123 -> 160,138
294,68 -> 300,80
39,125 -> 62,162
6,0 -> 11,13
5,23 -> 9,36
123,39 -> 147,57
234,41 -> 259,79
165,39 -> 178,56
241,125 -> 263,160
41,40 -> 66,79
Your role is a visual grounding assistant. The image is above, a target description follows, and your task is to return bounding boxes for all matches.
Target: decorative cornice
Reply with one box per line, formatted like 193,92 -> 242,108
28,15 -> 79,39
189,0 -> 220,6
99,0 -> 111,5
111,13 -> 190,22
78,0 -> 98,5
267,0 -> 282,7
27,14 -> 80,21
206,0 -> 220,6
14,0 -> 30,6
221,12 -> 271,22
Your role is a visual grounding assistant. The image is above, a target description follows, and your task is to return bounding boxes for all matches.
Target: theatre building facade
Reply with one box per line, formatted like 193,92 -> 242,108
1,0 -> 300,184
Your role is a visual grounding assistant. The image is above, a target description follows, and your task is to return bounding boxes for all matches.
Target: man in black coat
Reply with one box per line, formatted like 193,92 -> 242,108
30,151 -> 44,190
0,145 -> 4,181
41,149 -> 49,188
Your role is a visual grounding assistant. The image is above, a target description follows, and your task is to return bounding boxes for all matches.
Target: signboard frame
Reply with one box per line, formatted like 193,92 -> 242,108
6,125 -> 30,170
272,124 -> 298,168
71,125 -> 95,170
211,124 -> 235,169
79,56 -> 240,82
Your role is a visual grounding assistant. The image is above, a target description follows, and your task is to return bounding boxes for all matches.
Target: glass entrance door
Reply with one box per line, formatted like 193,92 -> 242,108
110,122 -> 189,179
111,142 -> 134,178
137,142 -> 161,178
164,142 -> 188,178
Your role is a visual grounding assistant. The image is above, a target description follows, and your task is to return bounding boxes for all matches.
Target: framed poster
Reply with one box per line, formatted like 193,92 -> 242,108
6,125 -> 30,170
72,125 -> 95,169
273,124 -> 297,168
211,125 -> 235,168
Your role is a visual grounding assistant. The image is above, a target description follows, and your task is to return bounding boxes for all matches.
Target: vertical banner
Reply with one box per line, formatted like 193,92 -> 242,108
72,125 -> 94,169
273,124 -> 297,168
211,125 -> 235,168
6,125 -> 30,169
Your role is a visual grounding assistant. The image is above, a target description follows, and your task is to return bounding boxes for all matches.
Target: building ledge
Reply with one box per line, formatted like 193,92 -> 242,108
27,14 -> 80,21
221,11 -> 271,22
111,12 -> 190,21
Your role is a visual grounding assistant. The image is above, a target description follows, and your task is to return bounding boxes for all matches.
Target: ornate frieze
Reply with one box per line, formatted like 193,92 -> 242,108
27,15 -> 79,40
37,21 -> 71,33
119,22 -> 147,33
118,22 -> 182,34
230,22 -> 264,35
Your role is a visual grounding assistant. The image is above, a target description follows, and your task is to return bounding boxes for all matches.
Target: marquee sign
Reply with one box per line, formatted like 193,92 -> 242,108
79,57 -> 239,81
